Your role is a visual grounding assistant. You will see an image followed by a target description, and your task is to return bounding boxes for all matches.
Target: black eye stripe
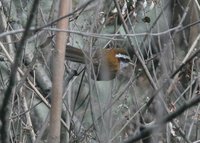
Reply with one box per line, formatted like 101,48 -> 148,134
118,57 -> 130,62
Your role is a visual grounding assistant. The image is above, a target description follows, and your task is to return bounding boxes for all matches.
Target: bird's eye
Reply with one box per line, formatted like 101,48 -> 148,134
119,57 -> 130,63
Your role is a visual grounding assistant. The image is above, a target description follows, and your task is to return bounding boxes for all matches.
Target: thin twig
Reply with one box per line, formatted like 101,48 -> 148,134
113,0 -> 158,90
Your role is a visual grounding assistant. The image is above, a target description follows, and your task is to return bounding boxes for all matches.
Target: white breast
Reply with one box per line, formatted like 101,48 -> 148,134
119,61 -> 129,70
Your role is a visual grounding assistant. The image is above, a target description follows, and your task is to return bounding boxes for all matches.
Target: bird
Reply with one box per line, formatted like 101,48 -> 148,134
65,45 -> 131,80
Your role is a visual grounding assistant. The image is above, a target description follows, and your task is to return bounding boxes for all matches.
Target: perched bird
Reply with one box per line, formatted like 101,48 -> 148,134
65,45 -> 131,80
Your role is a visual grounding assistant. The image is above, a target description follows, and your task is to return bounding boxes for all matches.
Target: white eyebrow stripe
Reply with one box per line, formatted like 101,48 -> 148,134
115,53 -> 130,60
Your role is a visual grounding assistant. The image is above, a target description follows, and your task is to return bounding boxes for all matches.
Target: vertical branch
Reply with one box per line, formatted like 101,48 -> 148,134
48,0 -> 70,143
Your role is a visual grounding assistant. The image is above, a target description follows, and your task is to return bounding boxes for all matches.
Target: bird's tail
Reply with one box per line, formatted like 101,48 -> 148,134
65,45 -> 85,64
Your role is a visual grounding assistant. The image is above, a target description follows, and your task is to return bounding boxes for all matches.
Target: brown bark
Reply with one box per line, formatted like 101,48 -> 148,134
48,0 -> 70,143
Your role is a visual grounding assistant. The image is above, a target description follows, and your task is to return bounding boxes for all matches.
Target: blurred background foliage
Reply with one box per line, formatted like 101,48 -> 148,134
0,0 -> 200,142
